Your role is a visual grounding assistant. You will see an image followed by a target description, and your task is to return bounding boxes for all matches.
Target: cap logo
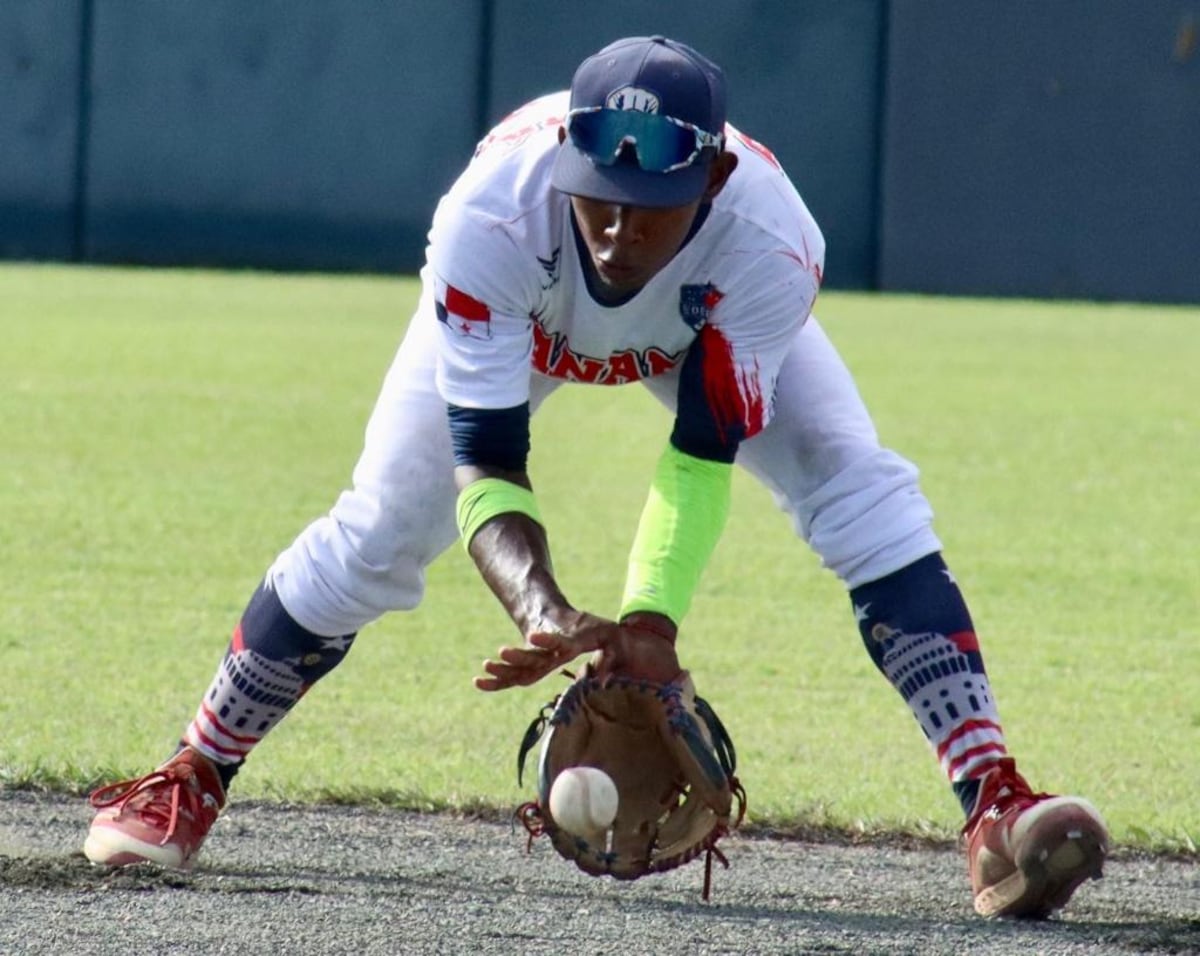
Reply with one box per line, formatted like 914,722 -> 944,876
605,85 -> 659,113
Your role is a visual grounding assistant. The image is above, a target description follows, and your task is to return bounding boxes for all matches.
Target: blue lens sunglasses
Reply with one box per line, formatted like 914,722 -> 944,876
566,107 -> 725,173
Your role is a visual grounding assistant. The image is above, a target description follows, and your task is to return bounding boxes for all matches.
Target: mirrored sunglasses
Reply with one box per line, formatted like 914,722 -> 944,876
565,107 -> 724,174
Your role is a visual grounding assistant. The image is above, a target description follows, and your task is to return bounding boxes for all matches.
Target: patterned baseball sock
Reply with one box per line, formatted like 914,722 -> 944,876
849,552 -> 1007,817
181,580 -> 356,790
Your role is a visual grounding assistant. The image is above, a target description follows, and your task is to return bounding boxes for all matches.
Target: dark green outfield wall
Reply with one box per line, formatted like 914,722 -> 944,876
880,1 -> 1200,303
1,0 -> 85,262
2,1 -> 1196,301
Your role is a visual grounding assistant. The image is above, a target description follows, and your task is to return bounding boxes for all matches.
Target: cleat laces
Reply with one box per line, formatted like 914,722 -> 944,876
89,764 -> 209,848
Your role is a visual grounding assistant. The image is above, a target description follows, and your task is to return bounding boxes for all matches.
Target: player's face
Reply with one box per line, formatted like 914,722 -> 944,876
569,196 -> 701,301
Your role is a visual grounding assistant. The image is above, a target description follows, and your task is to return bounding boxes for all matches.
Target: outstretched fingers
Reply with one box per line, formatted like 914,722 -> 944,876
473,659 -> 538,691
473,631 -> 603,692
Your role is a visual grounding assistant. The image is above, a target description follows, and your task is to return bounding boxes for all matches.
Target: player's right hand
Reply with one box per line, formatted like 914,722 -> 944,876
474,612 -> 680,691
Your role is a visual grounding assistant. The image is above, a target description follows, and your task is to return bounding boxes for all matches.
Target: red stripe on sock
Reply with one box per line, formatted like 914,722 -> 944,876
935,718 -> 1004,762
199,701 -> 260,745
947,743 -> 1008,780
185,723 -> 250,761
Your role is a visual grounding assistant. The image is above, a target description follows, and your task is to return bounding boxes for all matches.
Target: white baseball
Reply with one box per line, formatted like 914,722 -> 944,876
548,766 -> 619,834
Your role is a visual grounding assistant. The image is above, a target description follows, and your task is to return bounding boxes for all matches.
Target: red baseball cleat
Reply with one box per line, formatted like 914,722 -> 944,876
84,747 -> 225,869
964,757 -> 1108,918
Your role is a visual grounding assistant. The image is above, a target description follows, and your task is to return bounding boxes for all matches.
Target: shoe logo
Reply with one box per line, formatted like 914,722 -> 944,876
202,794 -> 219,811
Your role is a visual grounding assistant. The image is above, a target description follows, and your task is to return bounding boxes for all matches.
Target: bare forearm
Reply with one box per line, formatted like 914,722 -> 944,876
455,466 -> 664,689
467,511 -> 576,638
455,464 -> 576,638
458,477 -> 681,691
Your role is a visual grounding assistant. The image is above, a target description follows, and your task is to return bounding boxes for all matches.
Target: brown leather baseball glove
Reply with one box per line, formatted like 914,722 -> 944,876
515,666 -> 745,900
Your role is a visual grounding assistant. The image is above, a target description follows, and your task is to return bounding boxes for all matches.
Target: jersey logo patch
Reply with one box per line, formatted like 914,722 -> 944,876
679,283 -> 724,331
436,282 -> 492,340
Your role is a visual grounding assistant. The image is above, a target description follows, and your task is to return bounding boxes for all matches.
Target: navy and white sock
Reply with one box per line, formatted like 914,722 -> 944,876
183,580 -> 356,789
849,552 -> 1007,816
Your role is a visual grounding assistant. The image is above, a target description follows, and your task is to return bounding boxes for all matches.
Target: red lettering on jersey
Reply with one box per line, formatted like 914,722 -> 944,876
730,129 -> 782,171
600,350 -> 641,385
644,347 -> 678,376
531,321 -> 685,384
531,323 -> 555,371
552,348 -> 605,383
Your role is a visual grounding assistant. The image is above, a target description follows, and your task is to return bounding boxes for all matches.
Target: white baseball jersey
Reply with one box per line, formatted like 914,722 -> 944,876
270,92 -> 940,635
426,92 -> 825,451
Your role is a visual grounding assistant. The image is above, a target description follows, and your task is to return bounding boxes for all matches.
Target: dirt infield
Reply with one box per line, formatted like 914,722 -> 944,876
1,790 -> 1196,955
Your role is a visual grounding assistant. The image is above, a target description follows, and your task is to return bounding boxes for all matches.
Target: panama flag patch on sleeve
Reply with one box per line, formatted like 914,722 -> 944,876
435,276 -> 492,340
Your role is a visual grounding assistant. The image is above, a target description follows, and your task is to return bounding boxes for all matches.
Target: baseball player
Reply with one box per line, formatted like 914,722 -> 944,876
84,36 -> 1108,918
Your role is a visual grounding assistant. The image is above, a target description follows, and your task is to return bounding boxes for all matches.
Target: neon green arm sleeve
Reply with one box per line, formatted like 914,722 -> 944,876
456,477 -> 543,548
618,444 -> 733,626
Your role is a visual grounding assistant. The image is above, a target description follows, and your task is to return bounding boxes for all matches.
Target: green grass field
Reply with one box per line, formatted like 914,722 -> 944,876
1,263 -> 1196,853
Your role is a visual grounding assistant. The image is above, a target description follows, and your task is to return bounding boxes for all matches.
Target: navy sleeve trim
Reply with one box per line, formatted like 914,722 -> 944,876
447,403 -> 531,471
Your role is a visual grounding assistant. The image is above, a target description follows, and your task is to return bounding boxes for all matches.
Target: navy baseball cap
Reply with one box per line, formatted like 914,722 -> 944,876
551,36 -> 727,208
